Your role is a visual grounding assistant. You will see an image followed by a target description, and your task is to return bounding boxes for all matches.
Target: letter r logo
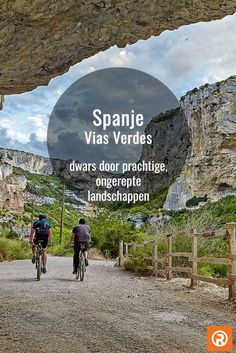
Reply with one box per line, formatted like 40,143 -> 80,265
207,326 -> 233,351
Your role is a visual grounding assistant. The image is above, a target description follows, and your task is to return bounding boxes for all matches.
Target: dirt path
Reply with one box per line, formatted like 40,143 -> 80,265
0,257 -> 235,353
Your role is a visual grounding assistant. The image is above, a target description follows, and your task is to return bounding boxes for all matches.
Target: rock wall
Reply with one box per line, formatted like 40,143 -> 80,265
0,148 -> 53,175
1,76 -> 235,212
140,108 -> 191,193
163,76 -> 236,210
0,163 -> 27,214
0,1 -> 235,94
0,148 -> 111,201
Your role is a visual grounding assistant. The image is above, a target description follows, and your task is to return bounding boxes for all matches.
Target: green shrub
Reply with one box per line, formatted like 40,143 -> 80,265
89,213 -> 140,258
50,244 -> 73,257
123,251 -> 151,275
0,238 -> 31,261
6,230 -> 19,240
198,264 -> 214,277
0,229 -> 11,238
199,264 -> 227,278
108,189 -> 168,216
22,214 -> 31,225
123,258 -> 136,272
186,194 -> 208,207
124,232 -> 228,278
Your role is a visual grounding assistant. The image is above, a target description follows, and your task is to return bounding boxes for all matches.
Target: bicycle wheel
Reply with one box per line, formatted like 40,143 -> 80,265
36,255 -> 41,281
79,254 -> 85,281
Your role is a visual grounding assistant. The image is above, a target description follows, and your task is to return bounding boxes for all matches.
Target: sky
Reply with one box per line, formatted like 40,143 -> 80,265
0,13 -> 236,157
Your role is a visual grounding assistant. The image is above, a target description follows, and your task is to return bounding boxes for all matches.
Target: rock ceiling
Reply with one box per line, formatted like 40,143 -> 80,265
0,1 -> 235,95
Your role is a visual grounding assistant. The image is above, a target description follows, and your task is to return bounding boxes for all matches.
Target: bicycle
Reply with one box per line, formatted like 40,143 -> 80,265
75,244 -> 86,281
35,240 -> 44,281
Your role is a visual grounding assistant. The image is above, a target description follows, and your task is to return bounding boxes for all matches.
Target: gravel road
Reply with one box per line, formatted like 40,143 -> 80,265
0,257 -> 235,353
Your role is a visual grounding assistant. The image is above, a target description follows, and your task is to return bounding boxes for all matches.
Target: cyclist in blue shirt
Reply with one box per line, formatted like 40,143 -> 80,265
29,214 -> 52,274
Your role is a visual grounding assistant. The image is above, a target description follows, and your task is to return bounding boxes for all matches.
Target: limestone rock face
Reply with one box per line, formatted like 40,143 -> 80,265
163,176 -> 193,211
0,1 -> 235,94
140,108 -> 191,193
141,76 -> 236,211
0,148 -> 53,175
0,148 -> 111,201
0,163 -> 27,214
0,163 -> 12,180
163,76 -> 236,210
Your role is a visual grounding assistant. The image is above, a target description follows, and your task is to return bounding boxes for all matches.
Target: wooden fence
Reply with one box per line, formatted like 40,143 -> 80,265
119,222 -> 236,299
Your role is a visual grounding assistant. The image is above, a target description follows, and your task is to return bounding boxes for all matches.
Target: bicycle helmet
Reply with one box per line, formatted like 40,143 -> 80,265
39,213 -> 46,220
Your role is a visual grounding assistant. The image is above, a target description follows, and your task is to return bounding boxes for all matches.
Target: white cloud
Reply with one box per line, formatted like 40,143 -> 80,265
26,115 -> 48,142
35,127 -> 47,142
28,116 -> 44,127
0,118 -> 12,128
83,66 -> 96,74
1,13 -> 236,156
109,49 -> 136,66
6,129 -> 29,144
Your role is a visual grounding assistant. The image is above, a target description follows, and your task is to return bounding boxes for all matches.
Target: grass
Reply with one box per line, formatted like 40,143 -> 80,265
120,193 -> 236,277
108,189 -> 168,216
2,163 -> 236,278
151,107 -> 180,124
14,167 -> 85,207
13,166 -> 64,199
123,233 -> 228,278
0,237 -> 31,261
50,244 -> 73,257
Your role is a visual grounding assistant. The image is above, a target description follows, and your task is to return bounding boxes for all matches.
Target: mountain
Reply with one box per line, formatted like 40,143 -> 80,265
0,148 -> 53,175
0,148 -> 106,215
141,76 -> 236,210
0,76 -> 235,214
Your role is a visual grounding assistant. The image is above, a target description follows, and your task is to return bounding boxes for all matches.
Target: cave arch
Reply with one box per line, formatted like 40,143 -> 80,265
0,1 -> 235,95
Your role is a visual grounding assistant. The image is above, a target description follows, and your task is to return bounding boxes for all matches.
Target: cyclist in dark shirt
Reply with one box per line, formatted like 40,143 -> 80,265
29,214 -> 52,274
71,218 -> 91,274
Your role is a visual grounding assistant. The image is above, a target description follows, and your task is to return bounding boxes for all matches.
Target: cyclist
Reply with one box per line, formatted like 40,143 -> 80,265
71,218 -> 91,274
29,214 -> 52,274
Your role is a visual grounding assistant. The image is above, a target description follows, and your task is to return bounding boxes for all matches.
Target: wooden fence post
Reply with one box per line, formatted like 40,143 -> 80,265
153,241 -> 158,276
167,235 -> 172,280
227,223 -> 236,299
118,240 -> 124,266
191,235 -> 198,287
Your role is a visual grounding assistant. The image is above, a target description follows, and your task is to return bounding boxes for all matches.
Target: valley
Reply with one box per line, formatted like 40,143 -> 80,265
0,76 -> 236,287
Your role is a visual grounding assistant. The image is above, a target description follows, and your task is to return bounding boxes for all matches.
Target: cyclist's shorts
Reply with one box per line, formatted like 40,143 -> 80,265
33,235 -> 49,249
75,241 -> 89,252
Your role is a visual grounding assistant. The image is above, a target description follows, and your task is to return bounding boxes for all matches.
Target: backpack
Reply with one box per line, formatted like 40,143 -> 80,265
35,220 -> 50,237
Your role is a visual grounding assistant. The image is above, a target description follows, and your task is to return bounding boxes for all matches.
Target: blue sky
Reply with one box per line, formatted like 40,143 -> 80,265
0,13 -> 236,157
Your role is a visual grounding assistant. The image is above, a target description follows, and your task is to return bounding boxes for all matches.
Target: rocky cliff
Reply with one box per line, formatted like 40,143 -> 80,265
143,76 -> 236,211
139,108 -> 191,193
0,148 -> 111,204
1,77 -> 236,212
0,148 -> 53,175
0,163 -> 26,214
0,1 -> 235,95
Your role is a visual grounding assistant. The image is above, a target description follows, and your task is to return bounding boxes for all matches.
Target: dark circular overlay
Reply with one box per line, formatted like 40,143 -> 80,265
48,68 -> 179,164
47,68 -> 189,200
